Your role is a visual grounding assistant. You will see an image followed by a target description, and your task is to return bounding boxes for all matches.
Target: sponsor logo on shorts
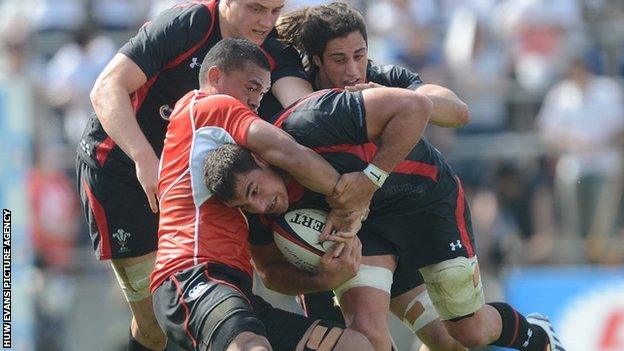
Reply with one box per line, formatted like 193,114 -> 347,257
188,281 -> 209,301
113,229 -> 131,253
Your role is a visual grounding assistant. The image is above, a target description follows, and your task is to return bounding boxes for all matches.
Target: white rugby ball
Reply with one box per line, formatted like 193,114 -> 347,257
273,208 -> 334,272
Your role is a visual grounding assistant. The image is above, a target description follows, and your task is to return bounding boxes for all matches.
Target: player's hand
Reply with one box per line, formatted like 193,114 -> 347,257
320,208 -> 366,246
135,152 -> 160,213
327,171 -> 377,212
344,82 -> 384,92
316,237 -> 362,289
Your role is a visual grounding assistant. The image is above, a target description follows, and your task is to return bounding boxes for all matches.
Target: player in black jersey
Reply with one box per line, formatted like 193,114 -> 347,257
75,1 -> 322,350
210,89 -> 467,351
241,2 -> 563,351
206,87 -> 565,351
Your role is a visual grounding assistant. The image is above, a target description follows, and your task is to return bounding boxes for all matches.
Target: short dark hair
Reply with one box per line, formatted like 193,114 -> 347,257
198,38 -> 270,88
203,143 -> 260,203
276,2 -> 367,68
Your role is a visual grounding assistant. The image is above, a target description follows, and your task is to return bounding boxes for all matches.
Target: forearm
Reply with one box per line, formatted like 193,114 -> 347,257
415,84 -> 470,128
257,261 -> 332,295
260,140 -> 340,196
283,145 -> 340,196
272,76 -> 314,107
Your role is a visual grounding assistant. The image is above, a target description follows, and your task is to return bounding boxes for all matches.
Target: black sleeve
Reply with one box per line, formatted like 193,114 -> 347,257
280,90 -> 369,148
368,64 -> 423,90
119,4 -> 213,79
247,214 -> 275,246
262,35 -> 307,84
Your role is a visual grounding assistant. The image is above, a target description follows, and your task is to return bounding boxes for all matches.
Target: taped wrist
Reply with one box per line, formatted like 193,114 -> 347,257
362,163 -> 388,187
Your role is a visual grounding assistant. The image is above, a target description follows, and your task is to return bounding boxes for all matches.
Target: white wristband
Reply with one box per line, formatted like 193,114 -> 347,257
363,163 -> 389,188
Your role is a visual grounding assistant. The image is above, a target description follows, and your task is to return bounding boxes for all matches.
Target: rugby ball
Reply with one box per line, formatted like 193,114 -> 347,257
273,208 -> 334,272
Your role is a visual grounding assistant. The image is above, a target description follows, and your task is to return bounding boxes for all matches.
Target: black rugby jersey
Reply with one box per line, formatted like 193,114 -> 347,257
77,0 -> 306,177
249,88 -> 458,245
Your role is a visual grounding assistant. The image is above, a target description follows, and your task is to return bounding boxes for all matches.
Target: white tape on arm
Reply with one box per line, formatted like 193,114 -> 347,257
362,163 -> 389,188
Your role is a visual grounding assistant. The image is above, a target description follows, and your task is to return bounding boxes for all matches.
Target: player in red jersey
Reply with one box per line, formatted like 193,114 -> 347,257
76,1 -> 318,349
152,38 -> 386,351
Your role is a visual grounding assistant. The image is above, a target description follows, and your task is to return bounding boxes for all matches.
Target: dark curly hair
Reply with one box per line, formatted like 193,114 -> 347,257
276,2 -> 367,69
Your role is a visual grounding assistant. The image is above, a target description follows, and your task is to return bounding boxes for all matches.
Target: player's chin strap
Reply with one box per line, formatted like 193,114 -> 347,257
401,289 -> 438,333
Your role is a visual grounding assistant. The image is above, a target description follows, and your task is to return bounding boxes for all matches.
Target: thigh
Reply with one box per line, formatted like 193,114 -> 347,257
76,159 -> 158,260
153,265 -> 266,351
420,176 -> 476,266
358,215 -> 425,297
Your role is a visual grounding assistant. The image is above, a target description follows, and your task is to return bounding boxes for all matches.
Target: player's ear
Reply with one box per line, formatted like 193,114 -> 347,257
312,55 -> 323,68
207,66 -> 222,87
251,153 -> 268,167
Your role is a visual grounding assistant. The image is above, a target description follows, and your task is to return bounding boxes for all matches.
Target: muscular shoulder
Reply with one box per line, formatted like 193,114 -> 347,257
367,62 -> 423,89
156,2 -> 215,31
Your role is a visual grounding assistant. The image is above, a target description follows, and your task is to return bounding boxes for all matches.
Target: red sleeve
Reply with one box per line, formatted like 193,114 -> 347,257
192,94 -> 259,147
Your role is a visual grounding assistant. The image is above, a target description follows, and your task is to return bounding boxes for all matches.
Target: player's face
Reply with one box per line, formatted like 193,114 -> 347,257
227,163 -> 289,214
314,31 -> 368,89
215,63 -> 271,113
223,0 -> 285,45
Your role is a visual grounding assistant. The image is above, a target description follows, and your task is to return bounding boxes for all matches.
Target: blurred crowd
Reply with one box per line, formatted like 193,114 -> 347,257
1,0 -> 624,349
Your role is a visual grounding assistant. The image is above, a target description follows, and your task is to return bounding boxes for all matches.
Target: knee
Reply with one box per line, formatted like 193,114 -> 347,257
349,317 -> 390,348
446,327 -> 489,349
417,322 -> 468,351
334,329 -> 374,351
227,332 -> 271,351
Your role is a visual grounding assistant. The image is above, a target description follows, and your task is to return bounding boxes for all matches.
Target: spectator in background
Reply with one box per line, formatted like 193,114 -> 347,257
474,161 -> 558,270
28,143 -> 81,351
44,29 -> 116,145
537,56 -> 624,258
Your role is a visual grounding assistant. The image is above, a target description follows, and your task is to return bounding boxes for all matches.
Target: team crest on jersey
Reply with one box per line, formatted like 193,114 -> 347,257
113,229 -> 131,253
159,104 -> 173,121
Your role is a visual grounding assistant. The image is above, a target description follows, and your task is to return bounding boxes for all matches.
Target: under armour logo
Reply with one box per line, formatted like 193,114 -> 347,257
522,328 -> 533,347
189,57 -> 201,69
449,240 -> 462,251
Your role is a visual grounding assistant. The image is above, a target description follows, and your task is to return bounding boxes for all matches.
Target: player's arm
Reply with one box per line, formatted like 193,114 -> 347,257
264,37 -> 314,106
414,84 -> 470,128
250,240 -> 361,295
325,88 -> 433,240
363,87 -> 433,172
347,64 -> 469,128
90,54 -> 158,211
272,76 -> 314,107
246,119 -> 340,196
91,5 -> 211,212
